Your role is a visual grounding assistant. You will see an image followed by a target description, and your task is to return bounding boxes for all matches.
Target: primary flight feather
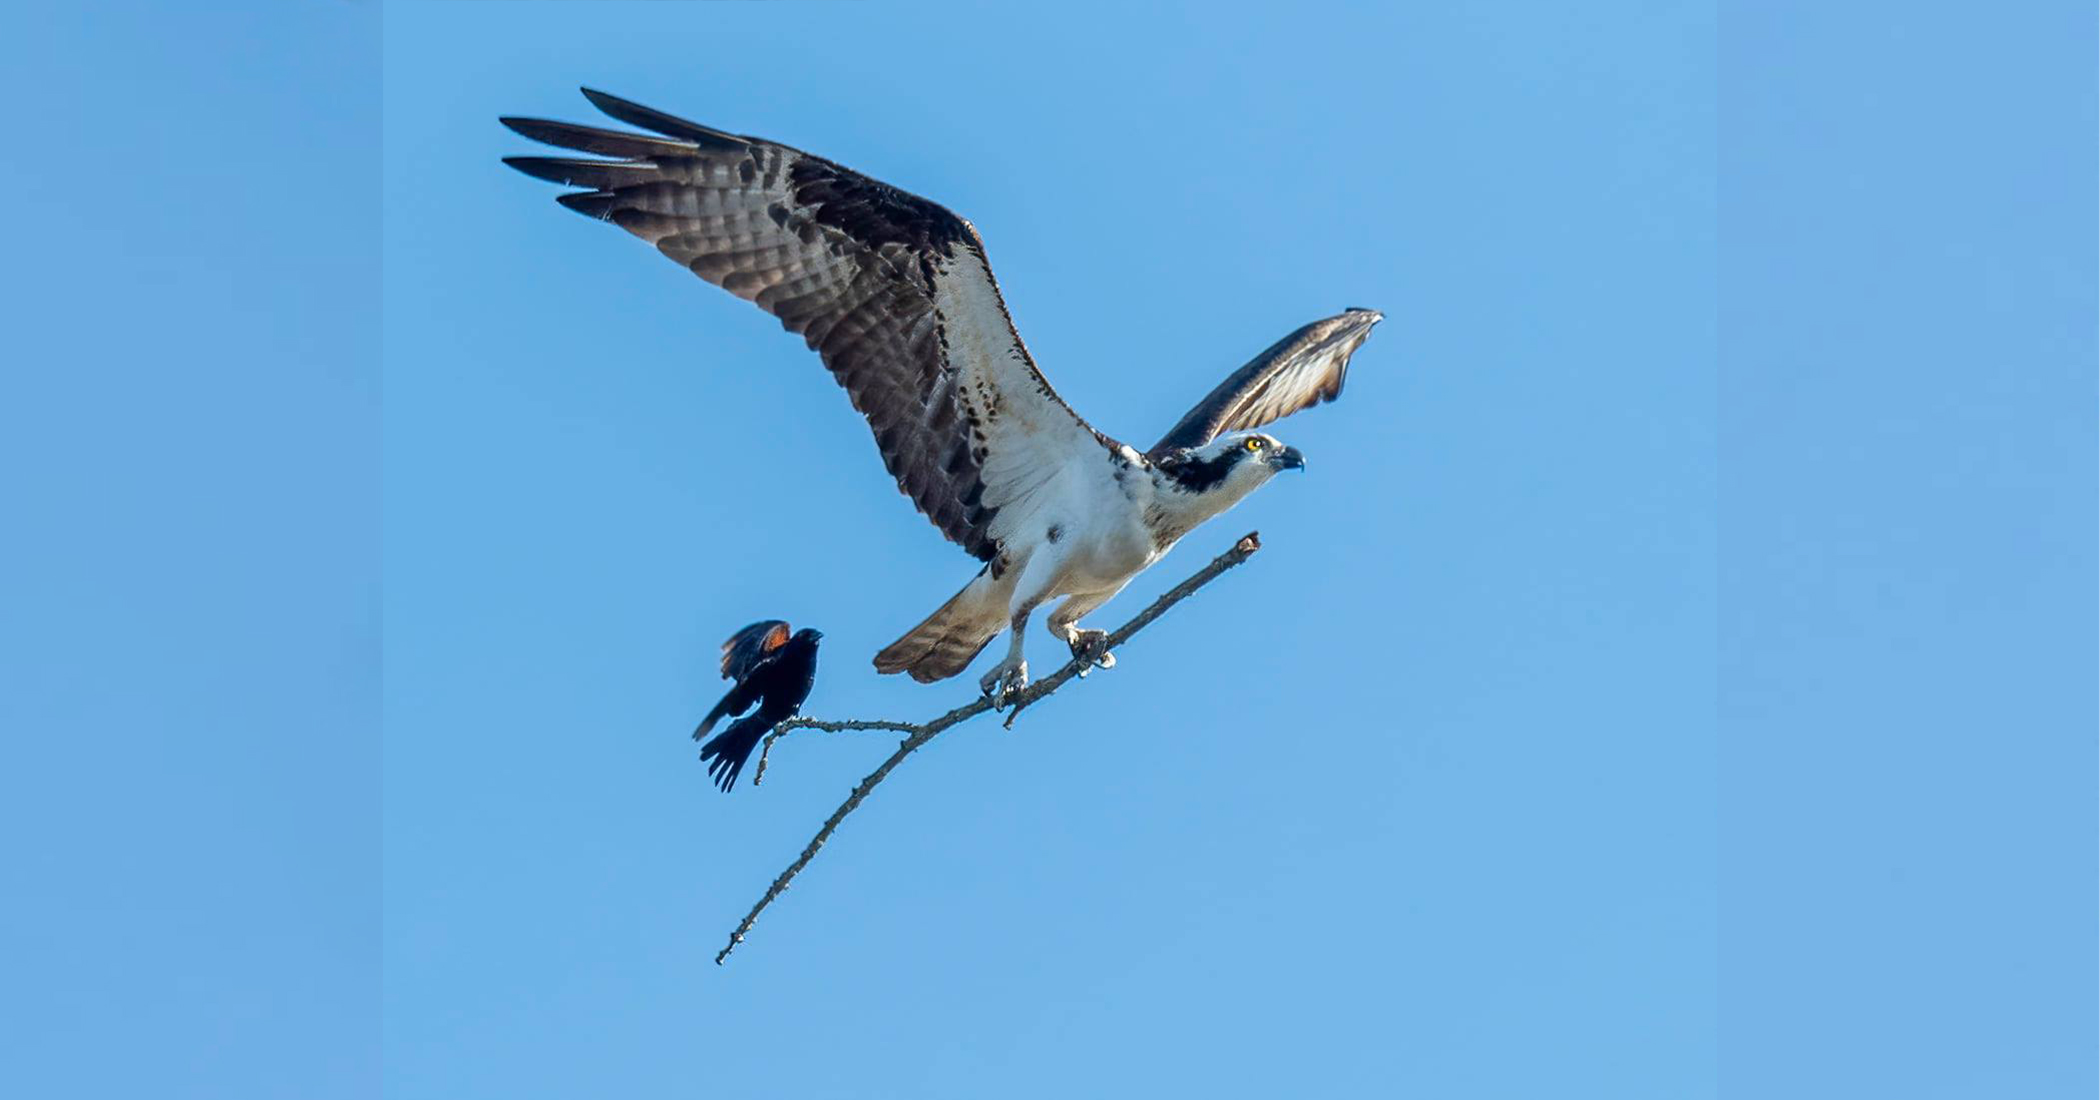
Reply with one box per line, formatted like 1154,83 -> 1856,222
503,89 -> 1382,704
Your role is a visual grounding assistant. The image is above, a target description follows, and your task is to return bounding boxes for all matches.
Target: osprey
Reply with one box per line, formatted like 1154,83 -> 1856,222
503,90 -> 1382,704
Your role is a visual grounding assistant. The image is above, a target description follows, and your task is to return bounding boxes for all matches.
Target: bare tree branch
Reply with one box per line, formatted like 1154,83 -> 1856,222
750,717 -> 918,787
714,531 -> 1264,965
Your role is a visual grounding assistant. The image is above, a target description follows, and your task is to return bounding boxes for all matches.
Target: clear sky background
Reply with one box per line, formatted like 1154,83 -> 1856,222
386,3 -> 1717,1096
2,2 -> 2090,1098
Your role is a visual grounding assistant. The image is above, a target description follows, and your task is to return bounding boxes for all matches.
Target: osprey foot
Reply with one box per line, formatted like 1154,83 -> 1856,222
979,656 -> 1030,709
1067,629 -> 1116,676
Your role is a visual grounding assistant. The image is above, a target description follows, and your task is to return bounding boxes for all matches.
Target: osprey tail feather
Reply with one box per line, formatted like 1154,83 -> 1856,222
875,570 -> 1005,683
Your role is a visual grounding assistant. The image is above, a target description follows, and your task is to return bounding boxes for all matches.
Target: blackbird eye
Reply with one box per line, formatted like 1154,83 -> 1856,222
1245,438 -> 1264,452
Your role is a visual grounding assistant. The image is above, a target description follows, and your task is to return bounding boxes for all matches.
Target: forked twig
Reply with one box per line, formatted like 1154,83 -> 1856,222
714,531 -> 1264,964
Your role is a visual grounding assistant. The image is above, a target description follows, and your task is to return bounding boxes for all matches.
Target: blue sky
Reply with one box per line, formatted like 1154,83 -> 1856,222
387,3 -> 1715,1096
4,2 -> 2091,1097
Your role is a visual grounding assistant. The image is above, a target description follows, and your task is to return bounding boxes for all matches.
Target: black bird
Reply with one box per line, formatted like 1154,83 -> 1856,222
693,621 -> 822,792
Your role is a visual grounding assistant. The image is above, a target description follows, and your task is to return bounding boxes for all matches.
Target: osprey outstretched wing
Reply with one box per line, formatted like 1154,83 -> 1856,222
1148,308 -> 1382,458
503,89 -> 1112,563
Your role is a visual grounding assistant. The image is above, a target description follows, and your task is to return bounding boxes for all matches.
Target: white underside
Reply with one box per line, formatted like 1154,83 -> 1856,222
917,251 -> 1278,693
951,441 -> 1274,697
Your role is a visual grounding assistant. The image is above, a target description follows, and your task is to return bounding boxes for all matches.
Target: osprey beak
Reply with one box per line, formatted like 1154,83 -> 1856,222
1272,446 -> 1306,472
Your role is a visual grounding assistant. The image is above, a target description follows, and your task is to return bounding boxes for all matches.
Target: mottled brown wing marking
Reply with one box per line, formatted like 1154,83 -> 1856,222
504,90 -> 1115,562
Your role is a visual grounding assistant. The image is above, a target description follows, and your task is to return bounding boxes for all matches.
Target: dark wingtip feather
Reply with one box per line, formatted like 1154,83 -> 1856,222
580,87 -> 746,149
499,116 -> 582,146
502,155 -> 590,185
505,155 -> 661,190
554,191 -> 618,220
500,115 -> 692,159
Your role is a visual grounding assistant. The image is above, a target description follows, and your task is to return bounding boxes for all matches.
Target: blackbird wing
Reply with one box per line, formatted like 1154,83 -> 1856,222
720,620 -> 792,682
693,675 -> 765,741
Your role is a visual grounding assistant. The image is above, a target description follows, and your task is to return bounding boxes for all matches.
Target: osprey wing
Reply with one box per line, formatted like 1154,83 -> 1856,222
1147,309 -> 1382,458
504,90 -> 1114,562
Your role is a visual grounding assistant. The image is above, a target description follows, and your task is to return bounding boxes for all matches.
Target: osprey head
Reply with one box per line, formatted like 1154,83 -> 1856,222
1157,431 -> 1306,496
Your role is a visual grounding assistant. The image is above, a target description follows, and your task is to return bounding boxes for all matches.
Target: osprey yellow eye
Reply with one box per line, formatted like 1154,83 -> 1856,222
1245,438 -> 1264,452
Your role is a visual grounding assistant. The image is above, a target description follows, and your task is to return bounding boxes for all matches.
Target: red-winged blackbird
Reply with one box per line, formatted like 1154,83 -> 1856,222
693,621 -> 822,792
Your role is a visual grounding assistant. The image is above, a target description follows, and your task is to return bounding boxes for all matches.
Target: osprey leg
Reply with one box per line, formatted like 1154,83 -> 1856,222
979,550 -> 1060,706
979,607 -> 1033,706
1048,589 -> 1121,674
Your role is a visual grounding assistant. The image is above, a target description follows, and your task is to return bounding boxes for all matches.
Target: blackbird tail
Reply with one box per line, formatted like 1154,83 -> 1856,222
697,712 -> 769,793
